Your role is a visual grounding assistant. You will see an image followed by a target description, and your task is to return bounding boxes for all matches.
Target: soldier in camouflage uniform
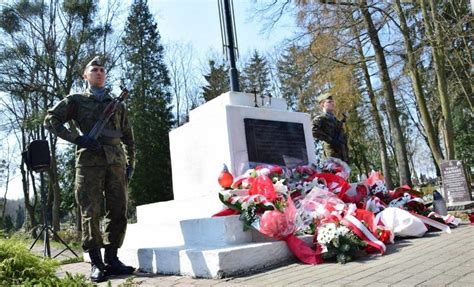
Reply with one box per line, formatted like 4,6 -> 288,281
312,93 -> 349,163
44,56 -> 135,282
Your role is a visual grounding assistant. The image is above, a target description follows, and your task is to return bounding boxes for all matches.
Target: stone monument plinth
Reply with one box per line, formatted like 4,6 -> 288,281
117,92 -> 316,278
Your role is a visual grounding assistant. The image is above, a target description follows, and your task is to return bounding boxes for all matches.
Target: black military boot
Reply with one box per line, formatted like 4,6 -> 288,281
104,246 -> 135,276
88,248 -> 107,283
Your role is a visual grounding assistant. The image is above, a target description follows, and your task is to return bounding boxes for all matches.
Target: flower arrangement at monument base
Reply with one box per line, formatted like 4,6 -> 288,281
213,158 -> 461,265
216,166 -> 324,264
363,171 -> 458,237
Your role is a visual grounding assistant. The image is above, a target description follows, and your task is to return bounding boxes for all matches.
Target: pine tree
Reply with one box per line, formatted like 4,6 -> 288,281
241,50 -> 271,95
2,214 -> 13,232
277,45 -> 316,112
122,0 -> 174,205
202,60 -> 229,102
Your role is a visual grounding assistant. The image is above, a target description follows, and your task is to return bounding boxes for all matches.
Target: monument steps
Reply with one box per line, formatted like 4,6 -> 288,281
113,191 -> 310,278
117,214 -> 312,278
118,235 -> 311,278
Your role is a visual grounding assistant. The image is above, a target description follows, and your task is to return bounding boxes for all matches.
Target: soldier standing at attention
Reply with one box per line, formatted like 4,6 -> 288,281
44,56 -> 135,282
312,93 -> 349,163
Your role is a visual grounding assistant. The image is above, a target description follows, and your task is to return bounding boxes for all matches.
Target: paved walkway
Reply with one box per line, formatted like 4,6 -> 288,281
57,224 -> 474,286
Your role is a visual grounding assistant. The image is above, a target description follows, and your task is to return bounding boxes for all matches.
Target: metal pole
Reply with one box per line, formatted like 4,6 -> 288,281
222,0 -> 240,92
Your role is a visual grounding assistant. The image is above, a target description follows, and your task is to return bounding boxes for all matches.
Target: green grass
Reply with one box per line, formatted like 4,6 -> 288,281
8,229 -> 83,261
60,255 -> 84,265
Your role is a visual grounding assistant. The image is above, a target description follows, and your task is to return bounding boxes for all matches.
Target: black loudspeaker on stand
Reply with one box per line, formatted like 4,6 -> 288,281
23,140 -> 78,259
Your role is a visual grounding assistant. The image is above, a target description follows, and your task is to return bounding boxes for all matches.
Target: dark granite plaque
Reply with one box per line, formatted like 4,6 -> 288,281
440,160 -> 472,203
244,118 -> 308,167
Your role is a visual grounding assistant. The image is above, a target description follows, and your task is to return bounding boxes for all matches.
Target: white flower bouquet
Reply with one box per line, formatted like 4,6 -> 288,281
316,222 -> 367,264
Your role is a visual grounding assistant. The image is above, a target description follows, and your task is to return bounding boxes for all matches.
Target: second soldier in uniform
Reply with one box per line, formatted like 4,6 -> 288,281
44,57 -> 135,282
312,93 -> 349,163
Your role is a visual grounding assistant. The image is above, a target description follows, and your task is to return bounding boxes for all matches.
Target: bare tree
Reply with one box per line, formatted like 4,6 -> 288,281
359,1 -> 412,186
393,0 -> 444,170
420,0 -> 455,160
352,23 -> 394,189
165,42 -> 201,126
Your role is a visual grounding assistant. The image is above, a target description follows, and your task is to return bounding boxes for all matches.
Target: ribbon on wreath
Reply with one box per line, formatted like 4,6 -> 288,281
213,187 -> 275,217
341,207 -> 386,255
212,208 -> 239,217
285,234 -> 324,265
341,183 -> 368,205
312,173 -> 351,199
427,212 -> 460,227
365,196 -> 387,214
410,212 -> 451,233
259,196 -> 324,265
218,174 -> 279,210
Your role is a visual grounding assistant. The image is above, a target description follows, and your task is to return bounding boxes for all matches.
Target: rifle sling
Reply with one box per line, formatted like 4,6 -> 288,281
98,136 -> 121,145
100,128 -> 123,138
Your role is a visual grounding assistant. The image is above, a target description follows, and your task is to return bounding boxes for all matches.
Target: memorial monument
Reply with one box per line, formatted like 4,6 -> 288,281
117,91 -> 316,278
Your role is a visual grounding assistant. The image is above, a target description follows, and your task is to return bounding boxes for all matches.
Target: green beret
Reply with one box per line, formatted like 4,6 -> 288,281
317,93 -> 333,104
84,56 -> 104,69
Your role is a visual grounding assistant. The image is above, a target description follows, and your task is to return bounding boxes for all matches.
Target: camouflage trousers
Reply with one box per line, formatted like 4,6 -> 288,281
323,142 -> 349,164
75,164 -> 128,252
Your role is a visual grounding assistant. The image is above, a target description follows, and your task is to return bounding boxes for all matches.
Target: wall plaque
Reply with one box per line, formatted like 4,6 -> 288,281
244,118 -> 308,167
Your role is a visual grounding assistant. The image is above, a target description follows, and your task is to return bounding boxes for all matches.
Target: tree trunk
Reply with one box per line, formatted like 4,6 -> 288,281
361,2 -> 412,186
76,205 -> 82,233
22,176 -> 37,236
1,164 -> 10,219
410,157 -> 419,185
394,0 -> 445,170
20,124 -> 37,236
353,25 -> 394,190
421,0 -> 455,159
362,152 -> 370,177
349,143 -> 364,178
49,138 -> 61,233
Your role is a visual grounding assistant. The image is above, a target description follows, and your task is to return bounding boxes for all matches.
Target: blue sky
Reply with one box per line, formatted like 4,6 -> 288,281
148,0 -> 296,60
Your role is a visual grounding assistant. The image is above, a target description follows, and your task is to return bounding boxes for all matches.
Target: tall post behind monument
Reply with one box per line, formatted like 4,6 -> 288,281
219,0 -> 240,91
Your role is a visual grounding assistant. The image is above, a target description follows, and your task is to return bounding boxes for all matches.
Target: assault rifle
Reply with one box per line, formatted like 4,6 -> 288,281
88,86 -> 129,140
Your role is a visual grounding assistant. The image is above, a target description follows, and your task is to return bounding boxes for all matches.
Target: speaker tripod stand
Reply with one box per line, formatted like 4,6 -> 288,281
29,170 -> 79,259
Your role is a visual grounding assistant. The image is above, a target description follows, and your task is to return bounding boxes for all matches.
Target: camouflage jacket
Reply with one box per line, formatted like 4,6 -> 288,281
44,88 -> 135,168
312,112 -> 349,162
